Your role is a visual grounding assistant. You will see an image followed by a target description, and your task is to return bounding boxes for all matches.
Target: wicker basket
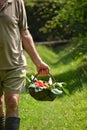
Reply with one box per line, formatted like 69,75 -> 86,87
27,73 -> 62,101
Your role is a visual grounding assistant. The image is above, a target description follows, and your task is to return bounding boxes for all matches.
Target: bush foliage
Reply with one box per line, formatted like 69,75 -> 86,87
24,0 -> 87,41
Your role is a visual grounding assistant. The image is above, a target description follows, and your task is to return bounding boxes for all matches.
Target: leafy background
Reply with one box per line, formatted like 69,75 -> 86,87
24,0 -> 87,41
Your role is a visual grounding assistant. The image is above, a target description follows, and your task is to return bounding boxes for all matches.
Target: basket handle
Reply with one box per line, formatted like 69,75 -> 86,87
31,69 -> 55,83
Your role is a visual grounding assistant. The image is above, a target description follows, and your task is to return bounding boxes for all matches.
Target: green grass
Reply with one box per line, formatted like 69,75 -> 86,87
19,87 -> 87,130
19,37 -> 87,130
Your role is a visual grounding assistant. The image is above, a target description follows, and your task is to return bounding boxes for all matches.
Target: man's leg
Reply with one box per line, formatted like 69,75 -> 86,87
0,94 -> 5,130
5,93 -> 20,130
3,67 -> 26,130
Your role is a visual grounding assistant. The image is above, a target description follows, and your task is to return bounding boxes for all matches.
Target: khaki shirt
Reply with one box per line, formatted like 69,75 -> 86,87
0,0 -> 28,70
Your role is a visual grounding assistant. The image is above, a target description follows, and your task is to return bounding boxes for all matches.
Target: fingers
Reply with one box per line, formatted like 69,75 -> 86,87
38,68 -> 49,76
36,61 -> 50,76
38,65 -> 50,76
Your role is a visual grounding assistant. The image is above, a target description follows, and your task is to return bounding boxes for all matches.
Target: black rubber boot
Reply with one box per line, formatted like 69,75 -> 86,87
5,117 -> 20,130
0,116 -> 5,130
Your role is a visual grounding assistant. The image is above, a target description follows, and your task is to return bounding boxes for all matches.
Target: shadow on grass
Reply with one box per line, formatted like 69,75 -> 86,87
54,64 -> 87,94
51,40 -> 87,95
52,42 -> 87,66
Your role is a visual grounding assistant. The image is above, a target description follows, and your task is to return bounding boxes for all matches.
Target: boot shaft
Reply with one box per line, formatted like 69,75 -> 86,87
0,116 -> 5,130
5,117 -> 20,130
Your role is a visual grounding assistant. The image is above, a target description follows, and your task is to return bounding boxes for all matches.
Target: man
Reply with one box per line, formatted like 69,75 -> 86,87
0,0 -> 50,130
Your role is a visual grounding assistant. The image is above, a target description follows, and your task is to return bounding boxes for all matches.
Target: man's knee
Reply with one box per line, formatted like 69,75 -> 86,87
5,94 -> 19,110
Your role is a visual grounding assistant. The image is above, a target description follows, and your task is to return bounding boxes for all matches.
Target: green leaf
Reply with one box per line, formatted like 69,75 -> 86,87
62,88 -> 70,95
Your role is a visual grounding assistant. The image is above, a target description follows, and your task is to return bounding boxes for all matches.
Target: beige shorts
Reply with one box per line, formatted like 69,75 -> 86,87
0,67 -> 26,96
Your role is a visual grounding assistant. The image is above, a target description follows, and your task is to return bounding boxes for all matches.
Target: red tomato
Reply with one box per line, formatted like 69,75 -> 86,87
35,80 -> 50,88
35,80 -> 44,87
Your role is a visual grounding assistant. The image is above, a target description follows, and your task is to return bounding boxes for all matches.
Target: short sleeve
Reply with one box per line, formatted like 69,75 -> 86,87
18,0 -> 28,30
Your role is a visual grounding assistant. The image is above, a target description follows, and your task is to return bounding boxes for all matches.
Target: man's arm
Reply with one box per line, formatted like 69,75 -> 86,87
21,29 -> 50,75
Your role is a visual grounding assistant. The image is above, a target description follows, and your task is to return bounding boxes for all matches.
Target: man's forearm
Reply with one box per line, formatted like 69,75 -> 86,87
21,30 -> 42,66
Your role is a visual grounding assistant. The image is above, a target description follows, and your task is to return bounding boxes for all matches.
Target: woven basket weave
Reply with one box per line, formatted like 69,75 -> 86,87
28,87 -> 56,101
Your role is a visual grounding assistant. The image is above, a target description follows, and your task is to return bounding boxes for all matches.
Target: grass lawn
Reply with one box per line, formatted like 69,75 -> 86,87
19,37 -> 87,130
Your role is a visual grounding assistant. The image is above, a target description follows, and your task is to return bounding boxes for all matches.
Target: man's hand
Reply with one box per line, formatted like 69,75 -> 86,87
36,61 -> 50,76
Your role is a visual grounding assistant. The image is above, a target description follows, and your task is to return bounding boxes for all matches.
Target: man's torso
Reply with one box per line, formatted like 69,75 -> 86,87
0,0 -> 28,70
